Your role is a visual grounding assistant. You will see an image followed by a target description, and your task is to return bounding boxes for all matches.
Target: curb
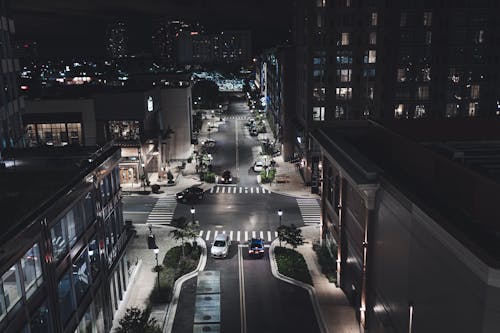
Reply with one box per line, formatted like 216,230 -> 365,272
260,184 -> 321,199
269,239 -> 329,333
163,236 -> 207,333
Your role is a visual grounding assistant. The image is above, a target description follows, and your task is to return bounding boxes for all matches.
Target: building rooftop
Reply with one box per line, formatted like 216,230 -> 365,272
0,146 -> 119,241
312,119 -> 500,267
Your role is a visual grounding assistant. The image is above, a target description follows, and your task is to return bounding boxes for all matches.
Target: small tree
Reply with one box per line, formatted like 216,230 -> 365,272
277,224 -> 305,266
170,222 -> 198,257
115,307 -> 161,333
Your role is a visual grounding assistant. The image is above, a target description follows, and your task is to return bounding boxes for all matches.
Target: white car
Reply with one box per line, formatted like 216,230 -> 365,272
211,234 -> 231,258
253,160 -> 265,172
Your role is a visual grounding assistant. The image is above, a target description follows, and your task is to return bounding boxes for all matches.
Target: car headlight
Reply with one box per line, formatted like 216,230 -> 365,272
229,177 -> 232,181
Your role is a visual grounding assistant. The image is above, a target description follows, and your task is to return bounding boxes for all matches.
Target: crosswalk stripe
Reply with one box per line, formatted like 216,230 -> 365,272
297,198 -> 321,225
233,187 -> 237,193
251,187 -> 254,194
256,187 -> 259,194
239,187 -> 242,193
210,187 -> 214,193
216,187 -> 220,193
199,229 -> 280,242
147,196 -> 177,225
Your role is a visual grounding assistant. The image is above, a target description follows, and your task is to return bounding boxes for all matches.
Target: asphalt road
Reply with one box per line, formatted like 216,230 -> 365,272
171,96 -> 319,333
124,95 -> 320,333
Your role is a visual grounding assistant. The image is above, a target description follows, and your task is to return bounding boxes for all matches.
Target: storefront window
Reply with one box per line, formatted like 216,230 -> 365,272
57,270 -> 75,324
83,191 -> 96,225
21,244 -> 44,298
51,220 -> 68,262
1,263 -> 22,312
29,302 -> 51,333
73,251 -> 90,303
107,120 -> 140,141
89,239 -> 100,280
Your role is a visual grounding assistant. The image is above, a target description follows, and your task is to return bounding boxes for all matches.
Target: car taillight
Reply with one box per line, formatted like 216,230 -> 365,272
248,250 -> 254,254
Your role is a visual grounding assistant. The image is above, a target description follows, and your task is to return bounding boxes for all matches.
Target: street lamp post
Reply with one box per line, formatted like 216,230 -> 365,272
190,206 -> 196,226
278,209 -> 283,247
141,162 -> 146,191
154,247 -> 160,297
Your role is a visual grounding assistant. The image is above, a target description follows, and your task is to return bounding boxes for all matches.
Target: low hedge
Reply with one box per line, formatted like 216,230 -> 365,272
149,243 -> 201,305
260,168 -> 276,183
274,247 -> 312,285
313,243 -> 337,284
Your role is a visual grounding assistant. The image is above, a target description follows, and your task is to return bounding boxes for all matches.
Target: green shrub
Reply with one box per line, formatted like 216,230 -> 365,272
314,244 -> 337,284
150,244 -> 201,305
260,168 -> 276,183
274,247 -> 312,285
203,172 -> 216,183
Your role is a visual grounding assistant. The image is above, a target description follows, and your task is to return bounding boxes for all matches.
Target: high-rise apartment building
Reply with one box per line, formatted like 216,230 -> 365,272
292,0 -> 500,183
106,22 -> 128,59
151,20 -> 204,64
0,0 -> 25,160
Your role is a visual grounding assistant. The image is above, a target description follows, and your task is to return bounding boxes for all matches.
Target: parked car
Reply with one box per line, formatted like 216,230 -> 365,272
176,186 -> 204,203
220,170 -> 232,184
253,160 -> 265,172
248,238 -> 265,258
211,233 -> 231,258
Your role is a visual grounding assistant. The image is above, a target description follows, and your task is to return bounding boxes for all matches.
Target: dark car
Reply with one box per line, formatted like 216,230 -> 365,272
249,128 -> 258,136
248,238 -> 265,257
176,186 -> 204,203
220,170 -> 232,184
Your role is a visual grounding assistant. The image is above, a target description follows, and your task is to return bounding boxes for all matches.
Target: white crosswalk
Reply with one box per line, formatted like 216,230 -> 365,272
297,198 -> 321,225
224,116 -> 250,120
209,186 -> 271,194
198,229 -> 278,243
146,196 -> 177,224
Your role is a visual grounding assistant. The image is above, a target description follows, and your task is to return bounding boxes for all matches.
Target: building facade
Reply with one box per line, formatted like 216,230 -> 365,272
292,0 -> 500,185
311,120 -> 500,332
0,146 -> 133,333
106,22 -> 128,59
0,0 -> 24,159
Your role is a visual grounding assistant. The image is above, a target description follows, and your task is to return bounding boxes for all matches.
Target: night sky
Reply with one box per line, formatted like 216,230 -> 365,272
12,0 -> 293,58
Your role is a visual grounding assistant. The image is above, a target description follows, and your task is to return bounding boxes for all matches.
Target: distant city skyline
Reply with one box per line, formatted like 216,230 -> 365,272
11,0 -> 292,58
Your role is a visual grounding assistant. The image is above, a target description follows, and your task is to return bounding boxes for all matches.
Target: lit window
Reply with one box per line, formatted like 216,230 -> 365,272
313,57 -> 325,65
397,68 -> 407,82
423,12 -> 432,26
335,105 -> 345,119
313,87 -> 326,101
336,87 -> 352,100
313,69 -> 324,77
417,86 -> 429,100
371,12 -> 378,26
340,33 -> 350,45
449,68 -> 460,83
369,32 -> 377,45
470,84 -> 480,99
364,50 -> 376,64
425,31 -> 432,45
468,102 -> 478,117
316,0 -> 326,7
22,244 -> 44,299
415,105 -> 426,118
475,30 -> 485,44
336,69 -> 352,82
363,68 -> 376,78
394,104 -> 405,118
313,106 -> 325,121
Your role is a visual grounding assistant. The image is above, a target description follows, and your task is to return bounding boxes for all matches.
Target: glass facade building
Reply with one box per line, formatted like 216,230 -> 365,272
0,147 -> 134,333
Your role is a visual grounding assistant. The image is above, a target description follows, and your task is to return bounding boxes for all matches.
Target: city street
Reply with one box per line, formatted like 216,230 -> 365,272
123,94 -> 321,332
